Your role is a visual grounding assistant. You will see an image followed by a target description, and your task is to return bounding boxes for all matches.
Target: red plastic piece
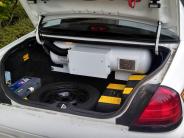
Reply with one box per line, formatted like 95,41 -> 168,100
128,0 -> 141,8
135,87 -> 182,126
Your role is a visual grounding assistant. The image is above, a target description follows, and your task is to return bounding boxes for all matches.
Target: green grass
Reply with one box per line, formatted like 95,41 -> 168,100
0,4 -> 34,48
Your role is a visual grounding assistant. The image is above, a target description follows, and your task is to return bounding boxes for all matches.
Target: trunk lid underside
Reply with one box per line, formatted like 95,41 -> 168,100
19,0 -> 179,34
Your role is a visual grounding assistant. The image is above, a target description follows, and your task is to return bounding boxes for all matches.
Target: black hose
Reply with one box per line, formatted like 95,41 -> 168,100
37,16 -> 69,56
43,40 -> 69,56
38,16 -> 69,56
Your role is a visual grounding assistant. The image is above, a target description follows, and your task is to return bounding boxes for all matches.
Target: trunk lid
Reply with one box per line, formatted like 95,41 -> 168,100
19,0 -> 179,34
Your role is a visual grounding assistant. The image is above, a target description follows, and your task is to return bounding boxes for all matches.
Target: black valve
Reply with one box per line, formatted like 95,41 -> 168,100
149,0 -> 161,8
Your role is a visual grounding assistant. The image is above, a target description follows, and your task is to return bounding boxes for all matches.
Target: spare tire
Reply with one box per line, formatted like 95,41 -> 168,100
29,82 -> 101,110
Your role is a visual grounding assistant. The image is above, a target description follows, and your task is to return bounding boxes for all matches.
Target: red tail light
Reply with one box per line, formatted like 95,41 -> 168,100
134,86 -> 182,128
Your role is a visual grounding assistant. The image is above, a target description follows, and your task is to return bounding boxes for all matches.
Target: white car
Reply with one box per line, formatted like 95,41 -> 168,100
0,0 -> 184,138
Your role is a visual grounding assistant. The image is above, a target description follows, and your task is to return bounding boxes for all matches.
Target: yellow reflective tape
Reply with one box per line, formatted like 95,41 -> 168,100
107,83 -> 126,90
123,88 -> 133,95
23,53 -> 30,61
98,96 -> 121,105
128,75 -> 145,81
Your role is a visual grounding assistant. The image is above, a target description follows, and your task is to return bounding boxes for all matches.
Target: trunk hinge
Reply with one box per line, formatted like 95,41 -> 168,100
36,16 -> 45,45
155,21 -> 162,55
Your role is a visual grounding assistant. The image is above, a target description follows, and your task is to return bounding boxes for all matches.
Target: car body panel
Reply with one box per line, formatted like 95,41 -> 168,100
0,28 -> 183,138
0,104 -> 183,138
161,3 -> 184,93
0,1 -> 183,138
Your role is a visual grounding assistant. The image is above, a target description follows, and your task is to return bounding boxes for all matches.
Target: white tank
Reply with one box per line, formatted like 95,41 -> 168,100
50,42 -> 152,79
109,47 -> 152,74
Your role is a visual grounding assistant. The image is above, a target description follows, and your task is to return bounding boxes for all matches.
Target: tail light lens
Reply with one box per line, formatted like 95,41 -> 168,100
132,86 -> 182,131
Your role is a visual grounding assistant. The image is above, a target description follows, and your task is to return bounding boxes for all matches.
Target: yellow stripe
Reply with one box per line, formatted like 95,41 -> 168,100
23,53 -> 30,61
98,96 -> 121,105
123,88 -> 133,95
128,75 -> 145,81
107,83 -> 126,90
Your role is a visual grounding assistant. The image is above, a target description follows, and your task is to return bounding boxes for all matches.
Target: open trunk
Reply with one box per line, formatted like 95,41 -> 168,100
0,37 -> 171,117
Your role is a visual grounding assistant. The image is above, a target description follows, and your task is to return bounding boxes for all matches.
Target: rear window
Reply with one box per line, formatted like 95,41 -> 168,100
40,18 -> 179,43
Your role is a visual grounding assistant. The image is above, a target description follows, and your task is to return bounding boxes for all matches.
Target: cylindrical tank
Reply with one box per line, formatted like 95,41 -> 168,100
109,47 -> 152,74
50,41 -> 152,76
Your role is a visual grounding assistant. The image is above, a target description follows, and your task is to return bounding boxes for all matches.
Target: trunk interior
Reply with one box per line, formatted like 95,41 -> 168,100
1,37 -> 170,117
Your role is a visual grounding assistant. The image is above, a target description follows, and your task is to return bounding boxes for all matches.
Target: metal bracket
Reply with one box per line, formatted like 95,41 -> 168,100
36,16 -> 45,45
27,0 -> 37,4
155,21 -> 162,55
27,0 -> 49,4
